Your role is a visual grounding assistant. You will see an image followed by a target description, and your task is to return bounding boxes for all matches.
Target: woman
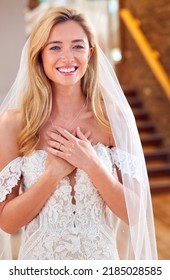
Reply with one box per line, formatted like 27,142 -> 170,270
0,7 -> 157,259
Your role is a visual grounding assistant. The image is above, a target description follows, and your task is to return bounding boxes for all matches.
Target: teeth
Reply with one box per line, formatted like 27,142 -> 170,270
58,67 -> 76,73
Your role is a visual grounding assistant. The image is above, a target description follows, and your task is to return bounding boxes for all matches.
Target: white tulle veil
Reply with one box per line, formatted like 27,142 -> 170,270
0,11 -> 157,260
98,46 -> 157,259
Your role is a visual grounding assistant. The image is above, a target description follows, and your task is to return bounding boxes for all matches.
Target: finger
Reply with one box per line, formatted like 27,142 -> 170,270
56,133 -> 70,147
48,140 -> 65,151
84,130 -> 91,139
47,146 -> 71,160
47,130 -> 59,141
47,129 -> 61,136
56,126 -> 76,142
72,128 -> 76,136
47,131 -> 69,146
76,127 -> 88,141
89,137 -> 94,145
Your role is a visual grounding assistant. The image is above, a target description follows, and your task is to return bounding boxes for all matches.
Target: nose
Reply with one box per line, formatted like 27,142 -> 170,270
60,48 -> 74,63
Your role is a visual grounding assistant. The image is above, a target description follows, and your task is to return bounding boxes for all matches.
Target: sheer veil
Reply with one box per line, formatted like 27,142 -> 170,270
0,38 -> 157,259
98,46 -> 157,259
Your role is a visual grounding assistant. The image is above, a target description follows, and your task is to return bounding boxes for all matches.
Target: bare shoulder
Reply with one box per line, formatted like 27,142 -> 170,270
0,109 -> 22,129
0,109 -> 22,168
0,109 -> 22,139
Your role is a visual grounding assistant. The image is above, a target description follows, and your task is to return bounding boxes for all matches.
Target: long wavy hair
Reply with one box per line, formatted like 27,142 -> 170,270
18,7 -> 111,155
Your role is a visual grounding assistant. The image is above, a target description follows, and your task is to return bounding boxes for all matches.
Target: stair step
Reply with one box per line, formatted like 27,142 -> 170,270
149,176 -> 170,183
143,146 -> 160,153
141,134 -> 163,146
137,121 -> 156,133
127,97 -> 143,108
150,180 -> 170,193
145,148 -> 170,161
133,109 -> 150,120
123,87 -> 170,193
147,160 -> 169,167
123,88 -> 137,97
148,164 -> 170,177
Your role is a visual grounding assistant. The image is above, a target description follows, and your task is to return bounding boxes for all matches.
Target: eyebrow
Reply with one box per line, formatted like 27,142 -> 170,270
46,39 -> 87,46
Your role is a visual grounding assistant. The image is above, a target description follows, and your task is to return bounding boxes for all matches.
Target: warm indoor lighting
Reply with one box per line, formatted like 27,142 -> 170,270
110,48 -> 122,63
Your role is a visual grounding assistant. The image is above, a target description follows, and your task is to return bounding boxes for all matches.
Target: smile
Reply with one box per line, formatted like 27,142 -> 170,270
57,67 -> 78,73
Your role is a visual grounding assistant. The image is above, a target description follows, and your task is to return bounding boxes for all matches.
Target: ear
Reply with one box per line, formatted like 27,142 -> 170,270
88,47 -> 94,60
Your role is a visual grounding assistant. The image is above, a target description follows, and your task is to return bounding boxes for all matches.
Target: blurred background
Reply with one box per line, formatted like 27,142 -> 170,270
0,0 -> 170,260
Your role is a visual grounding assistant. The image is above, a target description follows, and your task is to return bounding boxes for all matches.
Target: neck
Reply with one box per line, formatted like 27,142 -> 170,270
51,84 -> 86,118
49,84 -> 88,131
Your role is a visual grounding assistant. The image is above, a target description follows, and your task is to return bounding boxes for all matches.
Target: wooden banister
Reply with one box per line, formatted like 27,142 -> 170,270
120,8 -> 170,101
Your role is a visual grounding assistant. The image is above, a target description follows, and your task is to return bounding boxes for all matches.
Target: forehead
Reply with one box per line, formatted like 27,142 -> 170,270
47,20 -> 89,42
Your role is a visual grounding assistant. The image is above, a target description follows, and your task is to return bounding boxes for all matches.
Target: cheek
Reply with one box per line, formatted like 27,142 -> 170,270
42,61 -> 49,77
41,54 -> 54,77
81,54 -> 89,69
42,53 -> 51,65
41,53 -> 48,71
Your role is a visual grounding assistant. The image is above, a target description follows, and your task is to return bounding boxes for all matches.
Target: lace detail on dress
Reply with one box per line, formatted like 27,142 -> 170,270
22,150 -> 47,189
0,157 -> 23,202
18,144 -> 119,260
1,144 -> 142,259
110,147 -> 143,183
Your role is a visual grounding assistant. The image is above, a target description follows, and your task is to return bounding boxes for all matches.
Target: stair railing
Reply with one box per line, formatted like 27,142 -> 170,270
120,8 -> 170,102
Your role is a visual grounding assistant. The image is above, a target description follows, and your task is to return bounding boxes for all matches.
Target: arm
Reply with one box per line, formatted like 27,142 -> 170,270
0,170 -> 61,234
85,158 -> 128,224
0,110 -> 75,234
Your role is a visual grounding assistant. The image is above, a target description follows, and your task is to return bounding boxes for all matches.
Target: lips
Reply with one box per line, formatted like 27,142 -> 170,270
57,66 -> 78,73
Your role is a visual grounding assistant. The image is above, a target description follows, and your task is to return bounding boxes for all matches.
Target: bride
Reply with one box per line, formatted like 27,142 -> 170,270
0,6 -> 157,260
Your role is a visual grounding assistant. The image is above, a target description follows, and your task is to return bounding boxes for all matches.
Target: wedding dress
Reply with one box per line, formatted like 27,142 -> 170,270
0,143 -> 139,260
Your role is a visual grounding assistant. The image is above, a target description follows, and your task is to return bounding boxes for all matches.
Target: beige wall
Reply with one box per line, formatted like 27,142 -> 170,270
0,0 -> 26,104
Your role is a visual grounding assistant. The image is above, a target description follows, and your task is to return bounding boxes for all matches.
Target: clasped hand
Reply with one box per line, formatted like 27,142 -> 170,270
46,126 -> 98,176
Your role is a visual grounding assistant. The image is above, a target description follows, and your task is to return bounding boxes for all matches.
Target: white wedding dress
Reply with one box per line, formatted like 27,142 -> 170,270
0,143 -> 139,260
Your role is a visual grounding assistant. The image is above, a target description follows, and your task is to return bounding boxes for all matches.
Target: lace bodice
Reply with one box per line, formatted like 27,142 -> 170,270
0,143 -> 139,260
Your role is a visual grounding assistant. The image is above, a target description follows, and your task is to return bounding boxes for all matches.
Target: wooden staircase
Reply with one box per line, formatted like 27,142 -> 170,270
124,88 -> 170,193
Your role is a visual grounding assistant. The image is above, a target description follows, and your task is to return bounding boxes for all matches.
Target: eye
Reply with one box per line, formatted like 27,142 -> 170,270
73,45 -> 84,50
50,46 -> 61,51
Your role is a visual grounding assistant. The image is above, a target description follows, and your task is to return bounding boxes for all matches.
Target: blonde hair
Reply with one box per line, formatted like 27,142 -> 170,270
18,7 -> 111,155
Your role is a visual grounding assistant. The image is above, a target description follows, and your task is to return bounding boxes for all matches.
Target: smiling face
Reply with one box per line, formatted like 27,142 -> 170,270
41,20 -> 92,89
